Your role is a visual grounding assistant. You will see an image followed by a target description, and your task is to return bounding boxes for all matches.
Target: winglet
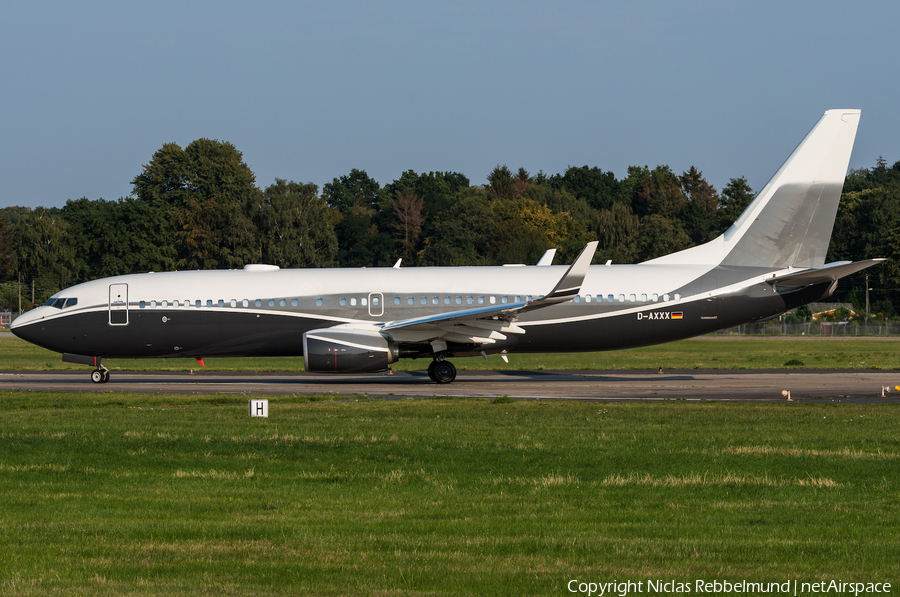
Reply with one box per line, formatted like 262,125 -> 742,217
544,241 -> 598,302
536,248 -> 556,266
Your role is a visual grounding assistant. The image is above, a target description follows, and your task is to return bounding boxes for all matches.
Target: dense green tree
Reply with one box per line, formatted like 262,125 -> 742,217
391,190 -> 425,262
252,180 -> 338,268
0,211 -> 15,280
131,139 -> 259,270
594,202 -> 640,264
716,177 -> 755,234
679,167 -> 719,244
421,188 -> 497,266
323,169 -> 385,211
132,139 -> 257,211
828,158 -> 900,314
13,207 -> 76,304
324,169 -> 395,267
486,165 -> 518,201
174,197 -> 256,270
637,214 -> 693,261
548,165 -> 620,210
383,170 -> 469,240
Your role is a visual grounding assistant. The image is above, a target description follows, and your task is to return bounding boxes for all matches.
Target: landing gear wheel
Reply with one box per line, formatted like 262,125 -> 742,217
90,368 -> 110,384
426,360 -> 438,382
431,360 -> 457,384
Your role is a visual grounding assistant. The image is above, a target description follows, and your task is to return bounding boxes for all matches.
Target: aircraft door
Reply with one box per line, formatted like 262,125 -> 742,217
109,283 -> 129,325
368,292 -> 384,317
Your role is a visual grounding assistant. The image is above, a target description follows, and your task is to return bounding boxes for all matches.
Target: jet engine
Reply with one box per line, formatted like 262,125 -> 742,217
303,328 -> 399,373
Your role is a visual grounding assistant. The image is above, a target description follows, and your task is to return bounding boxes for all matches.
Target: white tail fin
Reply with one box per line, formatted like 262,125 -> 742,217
647,110 -> 861,268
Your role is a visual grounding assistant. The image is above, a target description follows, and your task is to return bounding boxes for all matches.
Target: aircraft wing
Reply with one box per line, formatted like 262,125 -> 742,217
766,259 -> 885,288
380,241 -> 598,345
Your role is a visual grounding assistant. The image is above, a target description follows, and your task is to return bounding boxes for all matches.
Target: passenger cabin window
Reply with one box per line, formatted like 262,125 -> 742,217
629,294 -> 636,302
607,294 -> 614,303
316,298 -> 323,306
585,295 -> 592,303
291,299 -> 298,307
407,297 -> 414,305
340,298 -> 347,306
268,299 -> 275,307
394,297 -> 401,306
279,299 -> 286,307
196,300 -> 202,308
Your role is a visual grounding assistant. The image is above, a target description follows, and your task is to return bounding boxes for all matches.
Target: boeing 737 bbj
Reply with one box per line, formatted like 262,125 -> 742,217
11,110 -> 882,384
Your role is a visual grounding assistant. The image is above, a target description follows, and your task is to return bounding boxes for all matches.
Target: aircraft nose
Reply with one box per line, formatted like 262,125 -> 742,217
10,308 -> 47,343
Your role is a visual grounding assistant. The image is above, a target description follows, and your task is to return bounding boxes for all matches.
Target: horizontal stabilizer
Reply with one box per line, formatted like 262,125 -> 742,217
767,259 -> 884,288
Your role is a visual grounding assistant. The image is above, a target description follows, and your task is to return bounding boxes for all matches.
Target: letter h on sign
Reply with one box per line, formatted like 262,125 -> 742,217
249,399 -> 269,418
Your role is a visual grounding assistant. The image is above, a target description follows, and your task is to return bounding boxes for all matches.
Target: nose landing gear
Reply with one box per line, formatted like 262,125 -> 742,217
427,359 -> 457,384
90,367 -> 110,384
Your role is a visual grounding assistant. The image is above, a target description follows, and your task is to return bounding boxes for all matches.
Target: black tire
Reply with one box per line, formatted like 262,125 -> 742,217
90,370 -> 104,384
426,361 -> 438,382
101,370 -> 110,383
432,361 -> 456,384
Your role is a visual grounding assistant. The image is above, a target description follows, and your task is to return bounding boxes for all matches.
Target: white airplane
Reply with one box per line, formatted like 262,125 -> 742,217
11,110 -> 881,384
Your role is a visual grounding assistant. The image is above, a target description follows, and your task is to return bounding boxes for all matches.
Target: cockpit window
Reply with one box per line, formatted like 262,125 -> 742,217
43,297 -> 77,309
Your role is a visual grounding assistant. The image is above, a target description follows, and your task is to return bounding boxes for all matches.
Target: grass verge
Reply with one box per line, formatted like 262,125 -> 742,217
1,391 -> 898,595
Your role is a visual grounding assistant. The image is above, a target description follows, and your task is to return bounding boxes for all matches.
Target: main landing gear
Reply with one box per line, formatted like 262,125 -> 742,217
427,359 -> 457,384
90,367 -> 110,384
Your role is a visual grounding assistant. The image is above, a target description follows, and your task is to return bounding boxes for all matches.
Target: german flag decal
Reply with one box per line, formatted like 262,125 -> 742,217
672,312 -> 684,319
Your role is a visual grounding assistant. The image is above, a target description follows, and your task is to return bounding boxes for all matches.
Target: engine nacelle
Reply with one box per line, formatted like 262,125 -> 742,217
303,328 -> 399,373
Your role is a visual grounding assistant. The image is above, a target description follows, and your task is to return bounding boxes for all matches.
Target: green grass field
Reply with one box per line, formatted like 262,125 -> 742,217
1,392 -> 898,596
2,335 -> 900,372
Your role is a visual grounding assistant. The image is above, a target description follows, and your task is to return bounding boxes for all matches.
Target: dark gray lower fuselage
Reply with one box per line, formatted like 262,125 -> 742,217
11,264 -> 830,362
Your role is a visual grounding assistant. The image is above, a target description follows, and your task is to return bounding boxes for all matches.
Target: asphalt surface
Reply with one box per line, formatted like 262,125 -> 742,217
2,369 -> 900,404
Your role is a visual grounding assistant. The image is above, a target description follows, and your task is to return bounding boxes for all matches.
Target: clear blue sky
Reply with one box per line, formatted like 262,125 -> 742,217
2,0 -> 897,208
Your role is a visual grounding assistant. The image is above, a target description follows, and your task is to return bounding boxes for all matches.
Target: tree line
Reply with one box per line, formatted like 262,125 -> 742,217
1,139 -> 898,317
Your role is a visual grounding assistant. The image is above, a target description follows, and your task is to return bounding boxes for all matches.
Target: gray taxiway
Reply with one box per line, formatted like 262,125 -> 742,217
2,369 -> 899,404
